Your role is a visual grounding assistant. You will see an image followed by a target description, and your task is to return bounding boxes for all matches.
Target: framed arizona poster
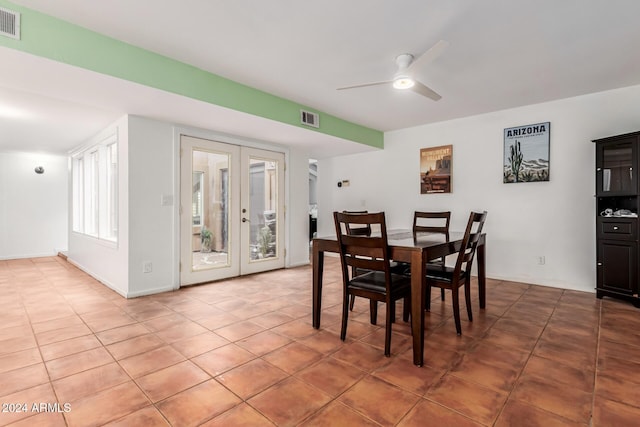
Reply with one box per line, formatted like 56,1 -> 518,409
503,122 -> 550,183
420,145 -> 452,194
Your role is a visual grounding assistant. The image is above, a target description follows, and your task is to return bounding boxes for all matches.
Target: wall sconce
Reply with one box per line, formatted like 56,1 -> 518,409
34,166 -> 44,174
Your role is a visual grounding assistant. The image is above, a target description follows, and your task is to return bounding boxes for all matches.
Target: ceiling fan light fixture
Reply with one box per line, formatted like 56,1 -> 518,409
393,76 -> 415,90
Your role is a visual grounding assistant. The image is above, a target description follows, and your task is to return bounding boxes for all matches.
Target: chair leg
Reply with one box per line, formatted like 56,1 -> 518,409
341,291 -> 350,341
349,295 -> 355,311
384,301 -> 392,357
402,296 -> 410,322
451,287 -> 462,335
370,300 -> 378,325
390,300 -> 396,323
425,284 -> 432,311
441,288 -> 445,301
465,280 -> 473,321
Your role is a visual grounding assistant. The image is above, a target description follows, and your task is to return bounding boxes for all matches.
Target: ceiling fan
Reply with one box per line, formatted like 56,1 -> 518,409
337,40 -> 449,101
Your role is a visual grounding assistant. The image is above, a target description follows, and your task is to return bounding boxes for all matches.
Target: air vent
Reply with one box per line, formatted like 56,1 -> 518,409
0,7 -> 20,40
300,110 -> 319,128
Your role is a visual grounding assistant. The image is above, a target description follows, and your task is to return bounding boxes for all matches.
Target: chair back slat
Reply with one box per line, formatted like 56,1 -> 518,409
413,211 -> 451,234
452,211 -> 487,278
343,210 -> 372,236
334,211 -> 391,283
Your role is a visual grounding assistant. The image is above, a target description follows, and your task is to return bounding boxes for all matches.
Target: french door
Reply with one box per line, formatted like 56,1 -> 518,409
179,135 -> 285,286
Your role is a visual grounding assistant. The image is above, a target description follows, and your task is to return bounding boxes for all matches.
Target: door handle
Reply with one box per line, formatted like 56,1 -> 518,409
242,218 -> 250,223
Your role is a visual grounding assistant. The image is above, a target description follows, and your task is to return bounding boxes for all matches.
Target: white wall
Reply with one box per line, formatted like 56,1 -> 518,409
68,116 -> 129,296
288,148 -> 311,267
0,151 -> 68,259
127,116 -> 176,297
318,85 -> 640,293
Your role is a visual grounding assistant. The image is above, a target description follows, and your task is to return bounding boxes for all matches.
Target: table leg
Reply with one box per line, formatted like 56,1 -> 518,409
410,251 -> 425,366
312,243 -> 324,329
477,240 -> 486,309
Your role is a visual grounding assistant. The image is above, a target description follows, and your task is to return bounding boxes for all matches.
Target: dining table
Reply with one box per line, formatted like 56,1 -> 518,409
311,229 -> 486,366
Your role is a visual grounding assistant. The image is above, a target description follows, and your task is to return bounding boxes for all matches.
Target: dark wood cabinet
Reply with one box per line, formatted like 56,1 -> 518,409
594,131 -> 640,307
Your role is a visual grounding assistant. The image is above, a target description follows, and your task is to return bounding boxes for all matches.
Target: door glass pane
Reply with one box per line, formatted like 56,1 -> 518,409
248,158 -> 278,261
602,143 -> 633,193
192,149 -> 230,271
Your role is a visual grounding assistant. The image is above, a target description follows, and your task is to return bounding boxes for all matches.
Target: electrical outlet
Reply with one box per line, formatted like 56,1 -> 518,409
537,256 -> 545,265
142,261 -> 152,273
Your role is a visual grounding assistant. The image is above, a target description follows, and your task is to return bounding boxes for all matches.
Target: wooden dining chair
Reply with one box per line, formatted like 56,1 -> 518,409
414,211 -> 451,302
334,211 -> 411,356
392,211 -> 451,300
425,211 -> 487,335
342,210 -> 372,312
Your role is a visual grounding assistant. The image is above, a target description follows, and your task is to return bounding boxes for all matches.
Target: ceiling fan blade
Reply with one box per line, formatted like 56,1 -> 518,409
337,80 -> 392,91
411,81 -> 442,101
407,40 -> 449,72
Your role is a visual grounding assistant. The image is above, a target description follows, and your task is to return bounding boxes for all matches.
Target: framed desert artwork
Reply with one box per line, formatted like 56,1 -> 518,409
503,122 -> 550,183
420,145 -> 452,194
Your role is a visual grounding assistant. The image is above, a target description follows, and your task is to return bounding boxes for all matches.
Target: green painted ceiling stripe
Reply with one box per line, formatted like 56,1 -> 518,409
0,0 -> 383,149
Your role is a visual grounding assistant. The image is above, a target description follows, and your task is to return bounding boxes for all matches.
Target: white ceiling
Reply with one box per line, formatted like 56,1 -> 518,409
2,0 -> 640,157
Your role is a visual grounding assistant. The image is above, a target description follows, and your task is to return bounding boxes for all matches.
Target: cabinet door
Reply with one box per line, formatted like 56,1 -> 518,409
596,138 -> 638,196
597,240 -> 637,295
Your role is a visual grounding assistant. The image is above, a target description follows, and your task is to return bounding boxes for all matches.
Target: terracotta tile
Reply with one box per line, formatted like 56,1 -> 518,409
271,318 -> 322,341
372,357 -> 444,395
338,375 -> 419,426
248,311 -> 296,328
297,330 -> 344,354
480,327 -> 539,353
135,360 -> 210,402
213,320 -> 266,341
522,355 -> 594,392
0,383 -> 58,425
80,309 -> 137,333
31,315 -> 85,334
0,363 -> 51,397
450,356 -> 521,393
64,381 -> 150,427
331,341 -> 394,372
496,399 -> 587,426
599,339 -> 640,366
157,379 -> 241,427
52,362 -> 130,403
262,342 -> 324,374
4,411 -> 67,427
398,399 -> 484,427
142,313 -> 190,332
425,374 -> 508,425
510,376 -> 592,423
0,335 -> 37,355
154,321 -> 208,343
170,331 -> 230,358
492,317 -> 546,338
300,401 -> 380,427
598,354 -> 640,386
102,406 -> 170,426
0,348 -> 42,374
45,347 -> 114,380
533,338 -> 597,369
35,324 -> 93,346
39,335 -> 102,362
595,373 -> 640,409
249,377 -> 332,427
96,323 -> 151,346
119,345 -> 185,378
195,312 -> 242,330
235,330 -> 292,356
464,342 -> 530,372
216,358 -> 288,399
106,334 -> 164,360
296,358 -> 365,397
192,344 -> 256,376
199,403 -> 274,427
593,396 -> 640,427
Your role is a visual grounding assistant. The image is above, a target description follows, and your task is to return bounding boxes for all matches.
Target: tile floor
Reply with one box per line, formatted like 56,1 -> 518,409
1,256 -> 640,426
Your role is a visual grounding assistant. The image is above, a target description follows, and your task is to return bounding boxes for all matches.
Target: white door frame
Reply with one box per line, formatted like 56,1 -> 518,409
178,132 -> 286,286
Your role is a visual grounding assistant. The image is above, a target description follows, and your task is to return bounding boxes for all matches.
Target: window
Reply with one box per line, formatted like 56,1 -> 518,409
71,133 -> 118,242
